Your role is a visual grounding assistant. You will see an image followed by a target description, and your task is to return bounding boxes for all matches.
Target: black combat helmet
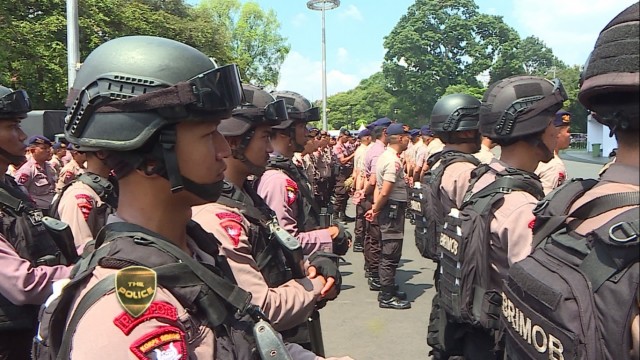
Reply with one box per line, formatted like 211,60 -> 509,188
64,35 -> 244,201
270,90 -> 320,130
218,84 -> 288,137
430,93 -> 481,132
579,2 -> 639,131
0,85 -> 31,120
480,75 -> 568,140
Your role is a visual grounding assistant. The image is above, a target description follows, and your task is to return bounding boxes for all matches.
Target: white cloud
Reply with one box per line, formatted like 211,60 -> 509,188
511,0 -> 637,65
337,47 -> 349,63
276,51 -> 380,102
339,4 -> 364,22
291,13 -> 307,28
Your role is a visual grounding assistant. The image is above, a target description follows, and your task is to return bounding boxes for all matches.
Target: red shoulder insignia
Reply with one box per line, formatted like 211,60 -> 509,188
215,212 -> 244,247
75,194 -> 93,221
130,326 -> 187,360
557,172 -> 566,186
528,218 -> 536,230
285,178 -> 298,206
17,173 -> 29,184
114,301 -> 178,336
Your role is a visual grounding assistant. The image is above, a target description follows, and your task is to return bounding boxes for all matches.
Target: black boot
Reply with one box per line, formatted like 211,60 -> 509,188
353,241 -> 364,252
368,277 -> 381,291
377,284 -> 407,301
378,286 -> 411,310
340,212 -> 356,223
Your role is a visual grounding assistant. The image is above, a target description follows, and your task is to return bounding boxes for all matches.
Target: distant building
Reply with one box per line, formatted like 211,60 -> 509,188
586,113 -> 617,157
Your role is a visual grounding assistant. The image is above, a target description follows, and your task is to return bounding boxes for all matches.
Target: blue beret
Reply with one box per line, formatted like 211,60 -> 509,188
409,129 -> 420,137
27,135 -> 52,146
358,128 -> 371,138
368,117 -> 392,129
387,123 -> 409,136
554,110 -> 571,127
420,125 -> 433,136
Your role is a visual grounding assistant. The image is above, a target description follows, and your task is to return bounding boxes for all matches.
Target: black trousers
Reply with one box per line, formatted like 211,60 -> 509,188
354,199 -> 367,244
332,167 -> 352,214
0,329 -> 34,360
362,196 -> 381,277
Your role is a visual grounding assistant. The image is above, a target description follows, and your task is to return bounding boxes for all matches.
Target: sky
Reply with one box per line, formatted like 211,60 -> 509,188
194,0 -> 638,102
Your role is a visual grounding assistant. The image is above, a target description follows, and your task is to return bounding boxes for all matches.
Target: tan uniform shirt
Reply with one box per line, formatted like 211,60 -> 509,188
440,160 -> 477,208
192,196 -> 323,332
56,159 -> 84,192
535,153 -> 568,195
375,147 -> 407,202
474,144 -> 495,164
55,181 -> 103,252
424,138 -> 445,161
469,160 -> 539,291
14,158 -> 56,210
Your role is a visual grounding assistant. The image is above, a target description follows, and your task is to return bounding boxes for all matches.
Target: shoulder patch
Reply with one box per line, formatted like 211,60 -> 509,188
215,211 -> 243,223
17,173 -> 29,184
218,219 -> 243,247
114,301 -> 178,335
75,193 -> 94,221
130,326 -> 187,360
528,218 -> 536,230
557,172 -> 566,187
115,266 -> 157,318
285,178 -> 298,206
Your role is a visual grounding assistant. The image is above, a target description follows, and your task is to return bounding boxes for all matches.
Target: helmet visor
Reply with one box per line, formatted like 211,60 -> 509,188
289,106 -> 320,122
0,89 -> 31,118
188,64 -> 243,113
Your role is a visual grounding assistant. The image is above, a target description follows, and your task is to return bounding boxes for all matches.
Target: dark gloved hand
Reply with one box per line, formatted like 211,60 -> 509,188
308,251 -> 342,299
331,222 -> 351,256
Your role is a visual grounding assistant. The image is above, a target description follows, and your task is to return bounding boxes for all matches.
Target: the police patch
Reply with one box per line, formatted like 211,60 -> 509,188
114,301 -> 178,335
557,172 -> 566,187
285,178 -> 298,206
115,266 -> 157,318
75,194 -> 93,221
130,326 -> 187,360
220,221 -> 243,247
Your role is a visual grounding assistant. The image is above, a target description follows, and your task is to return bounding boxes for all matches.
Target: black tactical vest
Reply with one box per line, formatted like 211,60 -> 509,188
0,178 -> 64,331
264,155 -> 321,230
34,221 -> 272,360
50,172 -> 117,238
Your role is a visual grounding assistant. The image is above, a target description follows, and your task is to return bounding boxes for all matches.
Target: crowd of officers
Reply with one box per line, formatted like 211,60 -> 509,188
0,3 -> 637,360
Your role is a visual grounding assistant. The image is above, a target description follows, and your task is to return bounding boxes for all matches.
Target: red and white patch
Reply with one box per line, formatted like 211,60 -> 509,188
17,173 -> 29,184
75,194 -> 94,221
130,326 -> 187,360
285,178 -> 298,206
215,212 -> 244,247
557,172 -> 566,187
114,301 -> 178,335
528,218 -> 536,230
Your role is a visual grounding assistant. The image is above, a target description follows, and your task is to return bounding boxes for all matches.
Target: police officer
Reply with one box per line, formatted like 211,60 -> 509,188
362,117 -> 390,289
55,143 -> 86,192
352,128 -> 372,253
365,123 -> 411,309
14,135 -> 57,214
412,125 -> 433,181
0,85 -> 72,360
312,130 -> 332,207
50,145 -> 116,252
256,91 -> 350,257
332,128 -> 355,222
441,75 -> 566,358
534,109 -> 572,194
191,84 -> 344,352
34,36 -> 330,360
49,142 -> 66,175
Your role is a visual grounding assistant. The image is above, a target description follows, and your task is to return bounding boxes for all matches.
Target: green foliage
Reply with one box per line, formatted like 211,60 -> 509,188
490,35 -> 566,83
0,0 -> 288,109
382,0 -> 518,121
443,84 -> 486,100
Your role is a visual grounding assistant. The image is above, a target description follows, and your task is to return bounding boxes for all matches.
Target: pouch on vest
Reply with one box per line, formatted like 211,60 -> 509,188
414,151 -> 480,260
437,165 -> 544,330
501,179 -> 639,360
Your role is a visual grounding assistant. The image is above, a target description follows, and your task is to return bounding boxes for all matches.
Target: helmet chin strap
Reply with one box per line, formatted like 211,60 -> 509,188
230,129 -> 267,177
533,137 -> 554,162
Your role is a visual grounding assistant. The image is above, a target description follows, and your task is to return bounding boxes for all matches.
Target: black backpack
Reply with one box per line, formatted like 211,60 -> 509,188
412,151 -> 480,259
437,165 -> 544,329
501,179 -> 639,360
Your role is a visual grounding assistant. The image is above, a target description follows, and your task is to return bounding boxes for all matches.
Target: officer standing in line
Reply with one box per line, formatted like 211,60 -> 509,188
34,36 -> 330,360
412,125 -> 433,181
256,91 -> 350,256
49,142 -> 66,175
439,75 -> 566,358
313,130 -> 332,208
55,144 -> 86,192
0,85 -> 72,360
362,117 -> 390,287
365,123 -> 411,309
404,129 -> 421,184
192,85 -> 349,358
351,128 -> 372,253
474,136 -> 497,164
534,109 -> 572,194
50,145 -> 116,252
14,135 -> 57,214
417,127 -> 445,180
420,93 -> 483,358
333,128 -> 356,223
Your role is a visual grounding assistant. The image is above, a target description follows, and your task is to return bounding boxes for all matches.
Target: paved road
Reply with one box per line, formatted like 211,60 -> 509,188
319,158 -> 603,360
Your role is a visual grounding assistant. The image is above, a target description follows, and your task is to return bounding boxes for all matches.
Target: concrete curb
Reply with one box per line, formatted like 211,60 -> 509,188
559,151 -> 610,165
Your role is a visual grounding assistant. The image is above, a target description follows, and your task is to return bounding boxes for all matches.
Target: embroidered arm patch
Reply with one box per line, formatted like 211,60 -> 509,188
114,301 -> 178,335
285,178 -> 298,206
130,326 -> 187,360
215,212 -> 244,247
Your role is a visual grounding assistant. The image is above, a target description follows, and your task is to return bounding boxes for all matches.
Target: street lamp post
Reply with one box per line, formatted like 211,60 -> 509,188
306,0 -> 340,131
66,0 -> 80,89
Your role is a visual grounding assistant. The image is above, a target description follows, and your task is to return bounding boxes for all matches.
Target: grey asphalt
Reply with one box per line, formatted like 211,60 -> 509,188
319,158 -> 603,360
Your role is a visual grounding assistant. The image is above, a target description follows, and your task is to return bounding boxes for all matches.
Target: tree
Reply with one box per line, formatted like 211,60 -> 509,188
198,0 -> 290,86
382,0 -> 519,122
490,35 -> 566,83
443,84 -> 486,100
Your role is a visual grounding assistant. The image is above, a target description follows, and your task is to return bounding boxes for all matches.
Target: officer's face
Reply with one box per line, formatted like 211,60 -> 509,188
399,134 -> 411,151
293,122 -> 308,152
31,144 -> 51,162
245,125 -> 273,168
539,119 -> 558,162
556,126 -> 571,151
0,119 -> 27,163
176,121 -> 230,194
